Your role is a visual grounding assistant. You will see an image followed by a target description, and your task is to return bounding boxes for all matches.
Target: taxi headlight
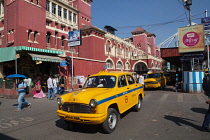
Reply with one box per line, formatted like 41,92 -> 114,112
57,98 -> 62,104
89,99 -> 97,108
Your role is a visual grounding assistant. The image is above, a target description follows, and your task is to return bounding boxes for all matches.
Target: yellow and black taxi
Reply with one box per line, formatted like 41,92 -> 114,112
144,71 -> 167,89
57,70 -> 144,133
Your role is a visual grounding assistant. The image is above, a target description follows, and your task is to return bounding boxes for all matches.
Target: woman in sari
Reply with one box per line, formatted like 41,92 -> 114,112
33,79 -> 46,98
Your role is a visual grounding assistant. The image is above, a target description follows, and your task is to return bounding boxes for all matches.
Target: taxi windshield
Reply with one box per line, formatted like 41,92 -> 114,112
83,75 -> 116,88
147,73 -> 161,78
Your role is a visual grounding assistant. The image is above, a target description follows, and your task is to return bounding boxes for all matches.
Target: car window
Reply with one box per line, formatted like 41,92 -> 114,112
126,75 -> 135,85
83,76 -> 116,88
118,75 -> 127,87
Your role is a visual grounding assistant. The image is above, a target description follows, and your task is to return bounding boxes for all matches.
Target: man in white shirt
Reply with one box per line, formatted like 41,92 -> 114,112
138,74 -> 144,86
52,76 -> 57,97
47,75 -> 54,100
24,77 -> 32,87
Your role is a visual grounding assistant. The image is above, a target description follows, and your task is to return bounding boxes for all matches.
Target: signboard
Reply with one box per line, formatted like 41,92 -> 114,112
178,24 -> 204,53
68,30 -> 82,47
60,60 -> 67,67
76,76 -> 85,85
201,16 -> 210,30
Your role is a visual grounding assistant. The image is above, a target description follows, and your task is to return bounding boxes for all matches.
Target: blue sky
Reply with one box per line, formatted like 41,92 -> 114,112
91,0 -> 210,46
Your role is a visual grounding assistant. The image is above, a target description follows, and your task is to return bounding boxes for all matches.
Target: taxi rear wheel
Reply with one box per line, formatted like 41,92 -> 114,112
134,96 -> 142,112
102,108 -> 119,134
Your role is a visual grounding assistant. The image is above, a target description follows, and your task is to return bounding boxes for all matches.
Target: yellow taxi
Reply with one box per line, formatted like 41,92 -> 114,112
57,70 -> 144,134
144,72 -> 167,89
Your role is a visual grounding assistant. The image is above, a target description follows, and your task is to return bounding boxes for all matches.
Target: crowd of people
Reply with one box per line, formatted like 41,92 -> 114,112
15,75 -> 66,111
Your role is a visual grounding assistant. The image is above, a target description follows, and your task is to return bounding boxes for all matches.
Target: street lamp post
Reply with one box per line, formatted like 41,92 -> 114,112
183,0 -> 192,26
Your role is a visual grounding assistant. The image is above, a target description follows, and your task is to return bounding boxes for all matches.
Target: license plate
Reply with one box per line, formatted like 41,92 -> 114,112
65,116 -> 80,120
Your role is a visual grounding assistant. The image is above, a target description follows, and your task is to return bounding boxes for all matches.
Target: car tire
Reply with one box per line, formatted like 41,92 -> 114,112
102,108 -> 119,134
134,95 -> 142,112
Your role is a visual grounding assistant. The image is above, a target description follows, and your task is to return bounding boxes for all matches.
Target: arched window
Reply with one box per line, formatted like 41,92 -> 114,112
106,60 -> 113,69
34,31 -> 38,43
125,62 -> 130,70
116,61 -> 123,69
28,29 -> 32,42
148,44 -> 151,54
46,32 -> 51,43
61,36 -> 65,46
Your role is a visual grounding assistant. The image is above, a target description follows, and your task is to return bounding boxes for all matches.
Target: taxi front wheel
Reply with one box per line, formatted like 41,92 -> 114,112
134,96 -> 142,112
102,108 -> 119,134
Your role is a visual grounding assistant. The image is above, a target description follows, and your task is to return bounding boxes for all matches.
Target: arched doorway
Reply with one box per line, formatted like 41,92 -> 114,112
134,62 -> 148,74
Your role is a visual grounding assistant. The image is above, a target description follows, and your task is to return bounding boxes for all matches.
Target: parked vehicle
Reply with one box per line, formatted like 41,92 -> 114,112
56,70 -> 144,133
144,72 -> 167,89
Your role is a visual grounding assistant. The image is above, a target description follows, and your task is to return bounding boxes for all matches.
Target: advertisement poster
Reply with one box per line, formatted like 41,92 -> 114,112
76,76 -> 85,85
178,24 -> 204,53
68,30 -> 82,47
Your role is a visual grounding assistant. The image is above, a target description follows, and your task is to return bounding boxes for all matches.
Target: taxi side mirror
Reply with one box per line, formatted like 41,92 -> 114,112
79,85 -> 83,88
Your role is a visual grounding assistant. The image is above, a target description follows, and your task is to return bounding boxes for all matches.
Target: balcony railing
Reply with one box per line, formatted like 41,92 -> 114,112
131,55 -> 148,60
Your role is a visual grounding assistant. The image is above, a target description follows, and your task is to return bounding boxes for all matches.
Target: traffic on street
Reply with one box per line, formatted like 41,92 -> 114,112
0,86 -> 210,140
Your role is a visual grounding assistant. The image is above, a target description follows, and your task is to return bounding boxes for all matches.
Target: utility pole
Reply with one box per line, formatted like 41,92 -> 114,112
183,0 -> 192,26
205,9 -> 210,69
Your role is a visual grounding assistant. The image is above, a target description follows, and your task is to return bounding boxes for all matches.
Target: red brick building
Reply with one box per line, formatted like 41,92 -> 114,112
0,0 -> 162,96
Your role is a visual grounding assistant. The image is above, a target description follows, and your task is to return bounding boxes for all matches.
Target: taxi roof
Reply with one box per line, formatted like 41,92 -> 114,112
90,70 -> 132,77
147,71 -> 163,74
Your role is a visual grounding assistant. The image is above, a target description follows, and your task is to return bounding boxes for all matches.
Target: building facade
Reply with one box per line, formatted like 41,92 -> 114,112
0,0 -> 162,94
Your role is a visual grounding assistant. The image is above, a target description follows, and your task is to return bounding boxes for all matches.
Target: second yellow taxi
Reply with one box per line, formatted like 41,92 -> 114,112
144,71 -> 167,89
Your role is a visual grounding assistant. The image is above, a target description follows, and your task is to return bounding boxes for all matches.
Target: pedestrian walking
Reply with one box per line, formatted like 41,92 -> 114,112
16,78 -> 31,111
201,71 -> 210,132
47,75 -> 54,100
59,76 -> 65,95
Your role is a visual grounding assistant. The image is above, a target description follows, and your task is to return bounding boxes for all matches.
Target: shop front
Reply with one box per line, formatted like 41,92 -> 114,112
0,46 -> 64,98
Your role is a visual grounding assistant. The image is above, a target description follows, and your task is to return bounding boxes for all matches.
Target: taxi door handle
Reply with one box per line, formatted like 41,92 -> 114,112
127,88 -> 129,89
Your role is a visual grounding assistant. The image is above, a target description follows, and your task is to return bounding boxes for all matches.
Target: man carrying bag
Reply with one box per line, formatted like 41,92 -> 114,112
16,78 -> 31,111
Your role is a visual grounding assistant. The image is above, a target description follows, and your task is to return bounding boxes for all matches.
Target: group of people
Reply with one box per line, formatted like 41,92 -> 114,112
46,75 -> 65,100
15,75 -> 66,111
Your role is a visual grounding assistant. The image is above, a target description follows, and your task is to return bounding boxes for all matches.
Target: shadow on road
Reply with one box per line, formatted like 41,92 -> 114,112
0,133 -> 18,140
164,115 -> 202,131
55,119 -> 100,134
145,87 -> 174,92
191,107 -> 207,114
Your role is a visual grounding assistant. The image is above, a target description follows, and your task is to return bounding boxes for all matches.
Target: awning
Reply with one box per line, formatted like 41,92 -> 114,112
16,46 -> 64,55
28,53 -> 63,63
0,46 -> 64,62
0,47 -> 16,62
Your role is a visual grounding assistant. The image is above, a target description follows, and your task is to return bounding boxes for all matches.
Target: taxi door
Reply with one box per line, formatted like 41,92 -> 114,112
126,74 -> 139,107
117,75 -> 131,113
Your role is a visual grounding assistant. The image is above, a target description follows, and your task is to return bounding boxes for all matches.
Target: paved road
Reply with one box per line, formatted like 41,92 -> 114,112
0,86 -> 210,140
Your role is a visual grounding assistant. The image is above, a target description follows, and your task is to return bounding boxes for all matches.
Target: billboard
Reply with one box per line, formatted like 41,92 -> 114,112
178,24 -> 204,53
68,30 -> 82,47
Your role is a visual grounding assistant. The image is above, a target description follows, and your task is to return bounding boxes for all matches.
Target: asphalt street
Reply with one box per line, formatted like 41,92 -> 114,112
0,86 -> 210,140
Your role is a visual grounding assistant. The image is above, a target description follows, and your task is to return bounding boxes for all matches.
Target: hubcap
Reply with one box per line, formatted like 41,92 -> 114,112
137,98 -> 141,109
108,113 -> 117,129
